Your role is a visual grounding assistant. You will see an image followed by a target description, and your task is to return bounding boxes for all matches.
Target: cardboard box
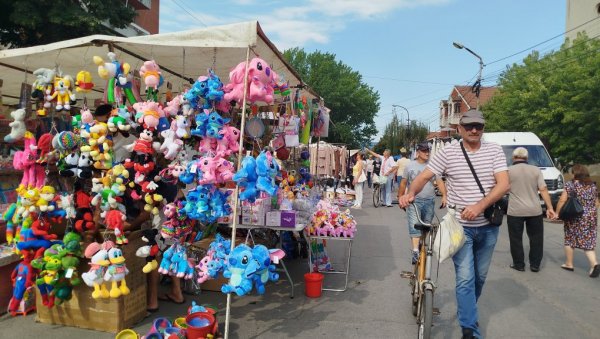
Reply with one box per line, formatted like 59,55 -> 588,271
265,211 -> 281,227
35,230 -> 147,333
280,211 -> 297,227
241,198 -> 271,226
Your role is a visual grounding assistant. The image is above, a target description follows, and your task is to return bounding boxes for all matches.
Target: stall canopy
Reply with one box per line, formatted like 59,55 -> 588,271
0,21 -> 319,106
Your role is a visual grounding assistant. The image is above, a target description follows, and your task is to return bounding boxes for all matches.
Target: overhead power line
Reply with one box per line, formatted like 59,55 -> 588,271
170,0 -> 208,27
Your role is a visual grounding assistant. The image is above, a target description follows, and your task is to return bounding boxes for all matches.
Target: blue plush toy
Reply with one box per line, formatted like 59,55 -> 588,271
205,111 -> 231,139
179,160 -> 202,185
158,244 -> 175,275
221,244 -> 257,296
233,156 -> 259,202
194,185 -> 212,222
256,150 -> 279,196
171,247 -> 194,279
251,245 -> 285,295
184,77 -> 209,110
205,69 -> 225,106
210,188 -> 232,219
191,112 -> 209,137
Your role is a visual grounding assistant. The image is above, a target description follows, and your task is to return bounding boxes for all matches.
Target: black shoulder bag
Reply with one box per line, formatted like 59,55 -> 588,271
559,186 -> 584,221
460,142 -> 505,226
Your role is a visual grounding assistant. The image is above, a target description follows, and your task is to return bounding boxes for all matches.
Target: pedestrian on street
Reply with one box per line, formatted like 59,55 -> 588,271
366,148 -> 398,207
366,155 -> 374,188
507,147 -> 557,273
352,152 -> 367,209
395,151 -> 411,192
555,164 -> 600,278
398,141 -> 447,265
399,109 -> 510,339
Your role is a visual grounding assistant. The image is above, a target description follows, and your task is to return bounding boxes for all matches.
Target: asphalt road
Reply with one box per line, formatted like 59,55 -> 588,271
1,188 -> 598,338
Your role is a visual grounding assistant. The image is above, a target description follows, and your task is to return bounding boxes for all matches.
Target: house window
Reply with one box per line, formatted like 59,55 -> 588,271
454,103 -> 461,113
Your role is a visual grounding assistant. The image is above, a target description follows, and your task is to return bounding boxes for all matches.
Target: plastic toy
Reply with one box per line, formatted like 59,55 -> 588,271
104,247 -> 130,298
3,108 -> 27,143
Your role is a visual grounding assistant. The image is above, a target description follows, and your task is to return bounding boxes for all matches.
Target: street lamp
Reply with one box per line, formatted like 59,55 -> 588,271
453,41 -> 484,109
392,104 -> 410,150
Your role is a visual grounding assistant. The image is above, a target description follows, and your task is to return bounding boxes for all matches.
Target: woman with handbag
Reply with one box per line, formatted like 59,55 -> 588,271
352,152 -> 367,209
555,164 -> 599,278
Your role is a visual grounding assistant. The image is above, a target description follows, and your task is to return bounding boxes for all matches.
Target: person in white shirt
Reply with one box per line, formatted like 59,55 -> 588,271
366,155 -> 375,188
366,148 -> 398,207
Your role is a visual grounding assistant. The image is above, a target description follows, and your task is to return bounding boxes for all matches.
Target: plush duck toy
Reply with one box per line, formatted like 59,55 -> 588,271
82,242 -> 112,299
104,247 -> 130,298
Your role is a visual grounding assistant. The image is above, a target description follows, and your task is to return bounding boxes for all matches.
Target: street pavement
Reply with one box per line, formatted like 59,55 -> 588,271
1,187 -> 599,338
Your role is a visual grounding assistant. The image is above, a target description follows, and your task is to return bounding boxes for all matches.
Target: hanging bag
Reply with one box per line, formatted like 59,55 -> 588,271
358,167 -> 367,183
433,208 -> 465,262
460,142 -> 505,226
559,187 -> 584,220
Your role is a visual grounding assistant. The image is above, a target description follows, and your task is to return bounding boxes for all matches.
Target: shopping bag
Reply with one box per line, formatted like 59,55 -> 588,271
433,208 -> 465,263
559,193 -> 584,221
378,175 -> 388,185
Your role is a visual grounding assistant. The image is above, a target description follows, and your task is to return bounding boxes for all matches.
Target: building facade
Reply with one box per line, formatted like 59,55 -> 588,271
565,0 -> 600,42
107,0 -> 160,36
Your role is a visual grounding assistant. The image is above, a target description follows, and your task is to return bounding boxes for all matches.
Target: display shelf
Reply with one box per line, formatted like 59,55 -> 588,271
306,234 -> 353,292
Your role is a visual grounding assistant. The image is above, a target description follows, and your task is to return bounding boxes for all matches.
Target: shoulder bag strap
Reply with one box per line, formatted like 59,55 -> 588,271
460,141 -> 486,197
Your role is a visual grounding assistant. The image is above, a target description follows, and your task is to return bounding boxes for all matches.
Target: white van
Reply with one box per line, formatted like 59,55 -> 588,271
482,132 -> 564,207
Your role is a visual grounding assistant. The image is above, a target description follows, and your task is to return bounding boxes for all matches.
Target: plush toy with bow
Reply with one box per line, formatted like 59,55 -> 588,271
3,108 -> 27,143
82,241 -> 113,299
224,57 -> 278,104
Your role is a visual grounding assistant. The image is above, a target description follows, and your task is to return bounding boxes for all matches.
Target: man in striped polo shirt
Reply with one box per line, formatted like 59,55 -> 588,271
399,109 -> 510,339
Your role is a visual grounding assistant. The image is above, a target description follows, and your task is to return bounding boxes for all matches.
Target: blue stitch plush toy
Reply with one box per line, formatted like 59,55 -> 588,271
256,150 -> 279,196
221,244 -> 257,296
233,156 -> 259,202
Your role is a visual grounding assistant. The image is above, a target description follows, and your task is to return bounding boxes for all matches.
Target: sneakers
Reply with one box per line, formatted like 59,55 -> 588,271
461,328 -> 475,339
411,250 -> 419,265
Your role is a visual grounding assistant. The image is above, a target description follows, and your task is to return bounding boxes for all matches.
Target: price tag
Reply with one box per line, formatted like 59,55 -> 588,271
190,164 -> 197,173
66,268 -> 74,279
272,257 -> 279,265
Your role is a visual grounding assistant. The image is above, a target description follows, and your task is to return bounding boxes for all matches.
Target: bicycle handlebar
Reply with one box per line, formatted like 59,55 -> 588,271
409,203 -> 436,227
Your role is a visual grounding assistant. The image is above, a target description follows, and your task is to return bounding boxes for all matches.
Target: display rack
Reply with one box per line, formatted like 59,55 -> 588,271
306,234 -> 353,292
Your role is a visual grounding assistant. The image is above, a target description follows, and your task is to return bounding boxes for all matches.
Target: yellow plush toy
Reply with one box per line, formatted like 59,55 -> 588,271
37,186 -> 56,212
86,123 -> 113,170
48,75 -> 76,111
75,70 -> 94,93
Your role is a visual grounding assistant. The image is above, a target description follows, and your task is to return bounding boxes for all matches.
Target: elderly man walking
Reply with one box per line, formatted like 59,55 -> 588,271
507,147 -> 557,272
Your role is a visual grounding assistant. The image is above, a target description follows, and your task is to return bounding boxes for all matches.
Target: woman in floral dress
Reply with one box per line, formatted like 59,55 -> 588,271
556,164 -> 599,278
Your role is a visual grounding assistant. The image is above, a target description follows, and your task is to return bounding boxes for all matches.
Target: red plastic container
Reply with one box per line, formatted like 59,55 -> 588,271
304,272 -> 324,298
185,312 -> 217,339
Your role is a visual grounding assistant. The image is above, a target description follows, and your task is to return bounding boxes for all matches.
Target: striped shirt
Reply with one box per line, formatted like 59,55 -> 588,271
428,141 -> 507,227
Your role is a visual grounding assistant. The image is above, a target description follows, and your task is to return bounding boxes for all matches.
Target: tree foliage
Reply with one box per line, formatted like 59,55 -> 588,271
0,0 -> 137,48
283,48 -> 380,148
373,115 -> 428,154
484,33 -> 600,164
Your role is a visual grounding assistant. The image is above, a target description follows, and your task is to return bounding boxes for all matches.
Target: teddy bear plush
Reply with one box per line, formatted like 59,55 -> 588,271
3,108 -> 27,143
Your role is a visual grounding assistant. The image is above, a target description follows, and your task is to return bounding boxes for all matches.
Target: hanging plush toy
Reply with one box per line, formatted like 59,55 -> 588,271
82,242 -> 112,299
221,244 -> 256,296
139,60 -> 163,101
251,245 -> 285,295
3,108 -> 27,143
136,229 -> 160,273
255,149 -> 280,196
232,156 -> 259,202
159,129 -> 183,161
224,57 -> 279,104
31,68 -> 55,116
103,209 -> 128,245
8,250 -> 36,316
104,247 -> 130,298
47,74 -> 76,111
75,70 -> 94,93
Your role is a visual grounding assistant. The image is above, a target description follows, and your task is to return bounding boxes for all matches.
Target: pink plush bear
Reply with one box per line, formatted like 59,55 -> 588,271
223,57 -> 278,104
139,60 -> 162,91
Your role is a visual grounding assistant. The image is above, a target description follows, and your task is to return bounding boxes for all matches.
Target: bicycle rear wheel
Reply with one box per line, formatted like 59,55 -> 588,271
373,185 -> 381,207
418,289 -> 433,339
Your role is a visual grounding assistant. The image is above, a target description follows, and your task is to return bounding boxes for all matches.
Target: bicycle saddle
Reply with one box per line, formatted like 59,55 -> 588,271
414,223 -> 433,231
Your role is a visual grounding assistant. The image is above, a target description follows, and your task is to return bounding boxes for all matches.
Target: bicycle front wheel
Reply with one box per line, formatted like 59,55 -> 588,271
373,185 -> 381,207
418,289 -> 433,339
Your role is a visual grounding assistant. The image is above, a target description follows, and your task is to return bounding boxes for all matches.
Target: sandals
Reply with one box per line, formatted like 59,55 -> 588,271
560,264 -> 574,272
158,293 -> 186,304
590,265 -> 600,278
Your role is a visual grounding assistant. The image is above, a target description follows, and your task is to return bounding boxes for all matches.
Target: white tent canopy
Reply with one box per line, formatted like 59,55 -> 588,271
0,21 -> 319,106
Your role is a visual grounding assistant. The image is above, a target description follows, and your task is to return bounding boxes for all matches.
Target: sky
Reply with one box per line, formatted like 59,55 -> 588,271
159,0 -> 571,141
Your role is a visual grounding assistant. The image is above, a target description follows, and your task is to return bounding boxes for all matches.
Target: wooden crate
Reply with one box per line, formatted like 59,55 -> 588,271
36,230 -> 147,333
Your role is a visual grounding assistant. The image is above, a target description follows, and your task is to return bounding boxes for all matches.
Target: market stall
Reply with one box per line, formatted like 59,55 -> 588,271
0,20 -> 357,339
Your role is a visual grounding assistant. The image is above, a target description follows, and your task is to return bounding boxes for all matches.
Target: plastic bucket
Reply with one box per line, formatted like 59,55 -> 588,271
185,312 -> 216,339
164,326 -> 186,339
115,329 -> 139,339
304,272 -> 324,298
174,317 -> 188,329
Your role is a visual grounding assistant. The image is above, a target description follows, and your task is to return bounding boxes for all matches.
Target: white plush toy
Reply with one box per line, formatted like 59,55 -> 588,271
4,108 -> 27,143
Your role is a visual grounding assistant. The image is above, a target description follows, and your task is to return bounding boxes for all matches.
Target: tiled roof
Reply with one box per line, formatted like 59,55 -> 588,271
453,86 -> 497,109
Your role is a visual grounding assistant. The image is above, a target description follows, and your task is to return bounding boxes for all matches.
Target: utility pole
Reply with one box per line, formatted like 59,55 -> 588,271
392,104 -> 410,150
453,42 -> 484,109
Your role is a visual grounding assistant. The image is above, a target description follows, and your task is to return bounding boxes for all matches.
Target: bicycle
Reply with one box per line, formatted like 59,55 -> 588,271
372,179 -> 383,208
401,204 -> 440,339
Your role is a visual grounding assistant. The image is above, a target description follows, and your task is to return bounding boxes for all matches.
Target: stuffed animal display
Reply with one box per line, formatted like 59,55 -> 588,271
308,200 -> 357,238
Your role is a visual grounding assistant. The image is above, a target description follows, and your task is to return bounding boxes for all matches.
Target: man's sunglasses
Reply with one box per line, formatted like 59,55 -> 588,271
461,123 -> 485,131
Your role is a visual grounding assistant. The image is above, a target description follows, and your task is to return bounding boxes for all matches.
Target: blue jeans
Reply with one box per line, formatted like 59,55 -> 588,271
452,225 -> 499,338
383,175 -> 393,206
406,197 -> 435,237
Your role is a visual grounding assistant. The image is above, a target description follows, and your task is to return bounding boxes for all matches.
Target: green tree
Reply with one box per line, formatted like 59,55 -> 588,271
374,117 -> 427,154
283,48 -> 380,148
484,33 -> 600,164
0,0 -> 137,48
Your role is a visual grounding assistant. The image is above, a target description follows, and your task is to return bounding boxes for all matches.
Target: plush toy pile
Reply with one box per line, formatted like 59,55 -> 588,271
308,200 -> 357,238
2,54 -> 291,312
